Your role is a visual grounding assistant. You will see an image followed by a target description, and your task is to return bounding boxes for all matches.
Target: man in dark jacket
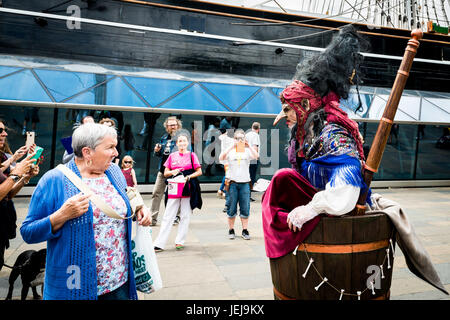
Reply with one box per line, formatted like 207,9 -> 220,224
150,116 -> 181,225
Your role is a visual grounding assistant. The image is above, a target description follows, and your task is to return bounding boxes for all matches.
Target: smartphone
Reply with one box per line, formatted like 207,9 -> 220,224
236,140 -> 245,153
25,132 -> 35,149
30,146 -> 44,164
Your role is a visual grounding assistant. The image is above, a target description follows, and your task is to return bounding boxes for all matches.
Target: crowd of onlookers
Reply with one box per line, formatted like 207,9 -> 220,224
0,113 -> 262,300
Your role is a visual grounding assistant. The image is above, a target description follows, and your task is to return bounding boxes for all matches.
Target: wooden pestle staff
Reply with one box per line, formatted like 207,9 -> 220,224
354,29 -> 423,216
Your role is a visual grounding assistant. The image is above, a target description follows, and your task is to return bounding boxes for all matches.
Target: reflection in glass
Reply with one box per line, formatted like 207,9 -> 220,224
1,104 -> 450,185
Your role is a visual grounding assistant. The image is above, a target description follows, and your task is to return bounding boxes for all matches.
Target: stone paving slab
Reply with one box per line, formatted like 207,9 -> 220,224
1,187 -> 449,300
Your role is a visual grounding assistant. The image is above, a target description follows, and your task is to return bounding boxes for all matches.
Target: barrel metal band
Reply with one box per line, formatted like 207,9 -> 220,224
397,70 -> 409,76
273,287 -> 296,300
364,163 -> 377,173
373,290 -> 391,300
381,117 -> 393,124
356,204 -> 366,210
300,239 -> 389,254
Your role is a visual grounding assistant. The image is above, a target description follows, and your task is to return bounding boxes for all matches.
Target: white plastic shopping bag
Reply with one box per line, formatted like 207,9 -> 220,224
131,223 -> 163,293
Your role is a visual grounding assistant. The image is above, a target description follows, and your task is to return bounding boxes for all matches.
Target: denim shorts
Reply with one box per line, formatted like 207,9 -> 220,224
227,182 -> 250,219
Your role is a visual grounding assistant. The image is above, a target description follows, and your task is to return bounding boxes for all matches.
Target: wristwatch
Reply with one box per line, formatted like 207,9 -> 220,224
9,174 -> 21,183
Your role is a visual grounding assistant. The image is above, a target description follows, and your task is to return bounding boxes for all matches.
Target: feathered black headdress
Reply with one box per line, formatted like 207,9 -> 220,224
293,25 -> 370,100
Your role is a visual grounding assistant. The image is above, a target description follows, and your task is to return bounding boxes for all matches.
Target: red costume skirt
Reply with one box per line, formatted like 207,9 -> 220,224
261,168 -> 321,258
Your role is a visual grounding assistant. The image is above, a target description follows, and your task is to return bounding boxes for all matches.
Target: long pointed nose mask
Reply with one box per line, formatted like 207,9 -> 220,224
273,109 -> 287,126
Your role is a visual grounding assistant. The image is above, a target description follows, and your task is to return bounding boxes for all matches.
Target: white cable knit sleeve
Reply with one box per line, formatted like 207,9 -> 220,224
287,180 -> 360,229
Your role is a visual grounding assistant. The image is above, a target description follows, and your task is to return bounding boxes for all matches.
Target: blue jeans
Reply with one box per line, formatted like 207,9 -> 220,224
227,182 -> 250,219
98,281 -> 130,300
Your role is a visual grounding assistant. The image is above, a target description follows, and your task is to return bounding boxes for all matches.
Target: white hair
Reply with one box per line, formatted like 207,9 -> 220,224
72,123 -> 117,157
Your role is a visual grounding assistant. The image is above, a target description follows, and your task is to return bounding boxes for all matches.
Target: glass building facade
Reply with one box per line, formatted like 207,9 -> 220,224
0,55 -> 449,186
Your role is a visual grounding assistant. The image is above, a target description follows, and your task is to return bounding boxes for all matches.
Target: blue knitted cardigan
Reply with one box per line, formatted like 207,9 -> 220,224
20,160 -> 138,300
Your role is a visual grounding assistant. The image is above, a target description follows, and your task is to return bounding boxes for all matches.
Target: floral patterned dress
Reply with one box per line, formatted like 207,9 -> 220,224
83,176 -> 129,295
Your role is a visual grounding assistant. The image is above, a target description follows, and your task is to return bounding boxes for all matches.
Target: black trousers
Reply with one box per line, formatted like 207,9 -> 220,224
249,161 -> 259,187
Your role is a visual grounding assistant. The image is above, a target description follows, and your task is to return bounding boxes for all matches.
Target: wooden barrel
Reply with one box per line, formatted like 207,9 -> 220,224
269,213 -> 395,300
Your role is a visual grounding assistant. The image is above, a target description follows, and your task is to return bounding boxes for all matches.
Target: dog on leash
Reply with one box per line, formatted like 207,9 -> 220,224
4,249 -> 46,300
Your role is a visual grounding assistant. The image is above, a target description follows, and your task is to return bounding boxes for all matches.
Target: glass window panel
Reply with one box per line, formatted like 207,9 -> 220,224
200,82 -> 260,111
0,66 -> 22,78
394,108 -> 418,122
161,83 -> 228,112
340,93 -> 374,119
238,88 -> 282,114
397,96 -> 421,120
106,77 -> 147,107
64,81 -> 109,105
271,87 -> 284,97
424,98 -> 450,114
34,69 -> 101,102
368,95 -> 388,119
124,76 -> 192,107
363,122 -> 416,180
415,125 -> 450,180
420,99 -> 450,124
0,70 -> 52,102
53,108 -> 150,184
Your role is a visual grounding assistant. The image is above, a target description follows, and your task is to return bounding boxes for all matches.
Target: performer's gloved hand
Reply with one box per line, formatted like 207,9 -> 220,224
287,204 -> 319,232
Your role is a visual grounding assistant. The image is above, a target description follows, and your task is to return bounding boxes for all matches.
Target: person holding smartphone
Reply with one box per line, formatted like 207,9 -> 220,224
0,119 -> 39,272
219,129 -> 258,240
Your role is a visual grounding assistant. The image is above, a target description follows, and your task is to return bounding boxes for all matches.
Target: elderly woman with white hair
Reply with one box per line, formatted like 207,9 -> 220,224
21,123 -> 151,300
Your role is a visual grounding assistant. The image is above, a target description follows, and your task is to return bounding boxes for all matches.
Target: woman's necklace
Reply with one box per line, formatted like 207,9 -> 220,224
235,147 -> 242,165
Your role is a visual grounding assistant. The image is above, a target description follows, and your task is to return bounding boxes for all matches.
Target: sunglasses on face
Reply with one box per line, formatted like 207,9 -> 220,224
124,161 -> 132,164
0,128 -> 6,134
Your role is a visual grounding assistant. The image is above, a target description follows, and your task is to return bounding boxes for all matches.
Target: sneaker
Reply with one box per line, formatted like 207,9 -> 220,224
175,244 -> 184,250
250,197 -> 256,202
222,207 -> 228,213
154,246 -> 163,253
173,216 -> 180,225
242,229 -> 250,240
228,229 -> 235,240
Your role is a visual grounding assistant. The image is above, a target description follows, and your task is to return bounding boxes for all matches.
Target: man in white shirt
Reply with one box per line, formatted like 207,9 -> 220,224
245,122 -> 260,201
220,129 -> 258,240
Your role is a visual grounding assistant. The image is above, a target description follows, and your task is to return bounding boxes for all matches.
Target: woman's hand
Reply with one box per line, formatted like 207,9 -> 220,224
22,164 -> 40,184
136,206 -> 152,226
50,193 -> 91,233
172,168 -> 182,176
10,152 -> 36,177
61,193 -> 91,219
12,145 -> 28,162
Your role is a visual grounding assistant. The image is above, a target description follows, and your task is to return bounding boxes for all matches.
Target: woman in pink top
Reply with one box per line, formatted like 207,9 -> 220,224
153,132 -> 202,251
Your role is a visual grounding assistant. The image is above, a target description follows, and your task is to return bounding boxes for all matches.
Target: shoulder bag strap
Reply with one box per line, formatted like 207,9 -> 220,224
56,164 -> 132,220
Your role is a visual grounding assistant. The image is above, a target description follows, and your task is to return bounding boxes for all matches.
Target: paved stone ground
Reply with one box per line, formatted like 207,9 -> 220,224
1,187 -> 449,300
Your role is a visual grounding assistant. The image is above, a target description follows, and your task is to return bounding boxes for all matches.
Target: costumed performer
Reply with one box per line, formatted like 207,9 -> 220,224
262,25 -> 371,259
